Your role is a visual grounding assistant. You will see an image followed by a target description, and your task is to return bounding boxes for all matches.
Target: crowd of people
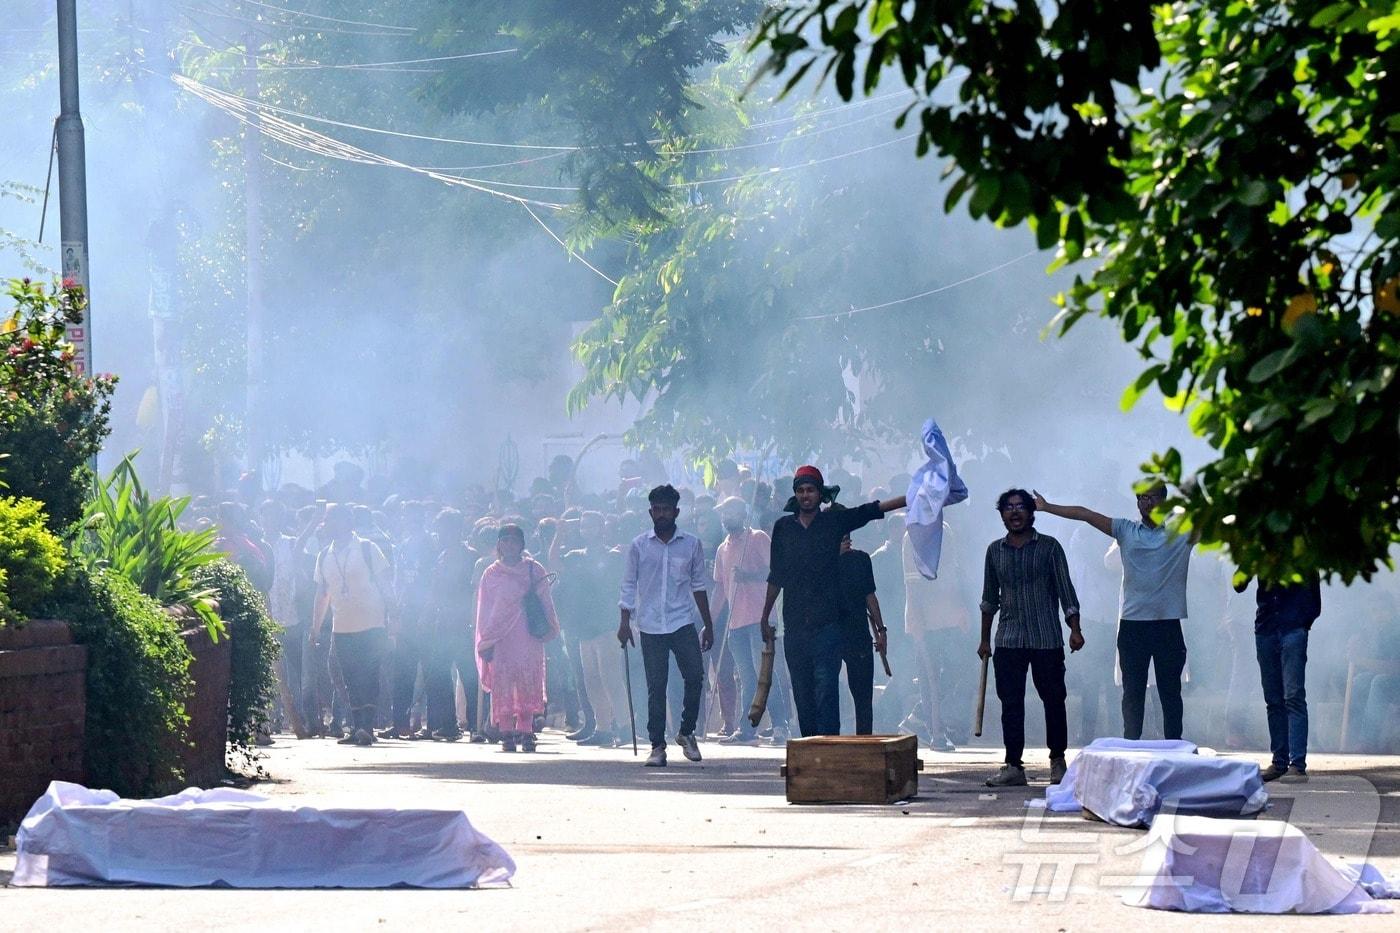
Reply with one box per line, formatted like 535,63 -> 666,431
191,450 -> 1400,780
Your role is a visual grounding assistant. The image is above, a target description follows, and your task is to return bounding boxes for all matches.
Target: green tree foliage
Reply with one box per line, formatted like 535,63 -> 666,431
192,559 -> 280,770
421,0 -> 763,224
0,279 -> 115,531
44,568 -> 194,797
0,496 -> 67,625
752,0 -> 1400,583
77,453 -> 225,639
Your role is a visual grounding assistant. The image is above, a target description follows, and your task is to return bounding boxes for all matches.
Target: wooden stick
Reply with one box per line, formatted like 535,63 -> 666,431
973,655 -> 989,737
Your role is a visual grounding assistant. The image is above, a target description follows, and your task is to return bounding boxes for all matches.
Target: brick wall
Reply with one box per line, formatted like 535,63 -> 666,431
179,625 -> 231,788
0,620 -> 87,828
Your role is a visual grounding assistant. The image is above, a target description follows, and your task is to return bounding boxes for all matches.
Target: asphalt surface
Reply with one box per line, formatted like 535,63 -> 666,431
3,733 -> 1399,931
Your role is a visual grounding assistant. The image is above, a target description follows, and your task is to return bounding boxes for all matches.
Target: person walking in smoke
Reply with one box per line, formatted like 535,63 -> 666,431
837,521 -> 887,735
617,485 -> 715,768
759,466 -> 906,737
1032,485 -> 1194,740
476,524 -> 560,753
423,508 -> 478,741
1237,570 -> 1322,782
557,511 -> 627,747
978,489 -> 1083,786
311,504 -> 394,748
711,496 -> 782,745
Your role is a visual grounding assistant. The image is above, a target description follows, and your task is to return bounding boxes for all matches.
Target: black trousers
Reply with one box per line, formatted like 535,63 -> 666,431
334,628 -> 389,733
390,624 -> 429,732
1117,619 -> 1187,740
992,646 -> 1068,767
424,621 -> 479,734
640,624 -> 704,748
785,624 -> 843,737
841,629 -> 874,735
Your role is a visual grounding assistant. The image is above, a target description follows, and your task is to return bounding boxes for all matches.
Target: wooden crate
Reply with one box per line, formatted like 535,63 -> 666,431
780,735 -> 923,804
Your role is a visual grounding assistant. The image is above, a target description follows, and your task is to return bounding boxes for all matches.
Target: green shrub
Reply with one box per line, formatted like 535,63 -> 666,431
44,567 -> 193,797
192,560 -> 280,768
77,452 -> 224,639
0,496 -> 66,624
0,278 -> 115,532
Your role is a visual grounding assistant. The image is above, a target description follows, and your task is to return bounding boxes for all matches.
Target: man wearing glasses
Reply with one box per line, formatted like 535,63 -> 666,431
1032,485 -> 1194,741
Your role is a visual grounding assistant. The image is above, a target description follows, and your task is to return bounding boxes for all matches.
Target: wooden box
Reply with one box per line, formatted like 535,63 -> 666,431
780,735 -> 923,804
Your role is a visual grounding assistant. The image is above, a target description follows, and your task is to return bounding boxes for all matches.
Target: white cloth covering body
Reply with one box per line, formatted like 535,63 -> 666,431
14,781 -> 515,888
1074,747 -> 1267,827
1126,815 -> 1397,914
904,418 -> 968,580
1037,738 -> 1199,812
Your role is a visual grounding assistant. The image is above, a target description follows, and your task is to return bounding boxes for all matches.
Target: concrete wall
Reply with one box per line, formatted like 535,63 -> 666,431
0,621 -> 87,827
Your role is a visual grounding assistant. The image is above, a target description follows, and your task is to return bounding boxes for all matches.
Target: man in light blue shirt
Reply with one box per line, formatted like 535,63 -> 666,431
618,484 -> 715,767
1033,486 -> 1193,740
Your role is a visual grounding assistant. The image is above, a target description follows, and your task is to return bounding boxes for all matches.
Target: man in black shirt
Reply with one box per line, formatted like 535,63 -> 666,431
1238,572 -> 1322,781
760,465 -> 906,737
838,528 -> 888,735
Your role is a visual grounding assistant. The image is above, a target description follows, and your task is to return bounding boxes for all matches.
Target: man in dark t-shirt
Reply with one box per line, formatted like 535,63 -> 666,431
760,465 -> 906,737
838,530 -> 887,735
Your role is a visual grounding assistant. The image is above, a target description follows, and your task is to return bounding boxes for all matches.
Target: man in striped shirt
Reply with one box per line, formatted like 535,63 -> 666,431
978,489 -> 1084,787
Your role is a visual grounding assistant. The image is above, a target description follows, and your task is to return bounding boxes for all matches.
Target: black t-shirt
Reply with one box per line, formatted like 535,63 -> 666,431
768,501 -> 884,631
838,549 -> 876,636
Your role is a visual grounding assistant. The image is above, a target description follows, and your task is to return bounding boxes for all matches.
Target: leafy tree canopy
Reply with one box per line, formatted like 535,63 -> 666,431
751,0 -> 1400,584
420,0 -> 763,224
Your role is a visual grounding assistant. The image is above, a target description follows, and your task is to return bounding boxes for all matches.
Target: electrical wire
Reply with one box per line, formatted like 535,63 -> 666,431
174,74 -> 572,207
667,132 -> 918,189
521,202 -> 619,287
229,0 -> 416,33
797,250 -> 1039,320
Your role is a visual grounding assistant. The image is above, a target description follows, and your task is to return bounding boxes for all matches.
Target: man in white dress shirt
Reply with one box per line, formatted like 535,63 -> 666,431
618,484 -> 715,767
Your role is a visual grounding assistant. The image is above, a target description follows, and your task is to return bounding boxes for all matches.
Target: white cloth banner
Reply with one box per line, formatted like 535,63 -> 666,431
1074,747 -> 1267,827
1033,738 -> 1199,812
904,418 -> 968,580
14,781 -> 516,888
1126,815 -> 1397,914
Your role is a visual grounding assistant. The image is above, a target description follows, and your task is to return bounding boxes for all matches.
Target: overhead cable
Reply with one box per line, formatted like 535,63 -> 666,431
797,250 -> 1040,320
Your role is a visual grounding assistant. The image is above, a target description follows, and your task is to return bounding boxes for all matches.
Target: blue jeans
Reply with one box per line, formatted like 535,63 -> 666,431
1256,626 -> 1309,770
784,624 -> 843,737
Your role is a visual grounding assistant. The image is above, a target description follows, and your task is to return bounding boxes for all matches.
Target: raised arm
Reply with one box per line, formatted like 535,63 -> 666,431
1032,491 -> 1113,536
878,495 -> 907,514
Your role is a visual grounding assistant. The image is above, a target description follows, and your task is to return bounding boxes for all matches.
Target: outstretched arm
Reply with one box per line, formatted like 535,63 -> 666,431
878,495 -> 907,514
1033,491 -> 1113,536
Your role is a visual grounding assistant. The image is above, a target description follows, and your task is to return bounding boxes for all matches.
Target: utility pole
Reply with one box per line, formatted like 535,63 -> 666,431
243,29 -> 267,476
56,0 -> 92,376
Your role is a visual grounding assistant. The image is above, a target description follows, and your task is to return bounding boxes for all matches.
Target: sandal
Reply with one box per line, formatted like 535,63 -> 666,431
521,732 -> 537,753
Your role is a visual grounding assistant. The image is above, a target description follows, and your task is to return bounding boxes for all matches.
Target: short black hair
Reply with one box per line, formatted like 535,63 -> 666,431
496,522 -> 526,543
648,484 -> 681,507
996,488 -> 1035,513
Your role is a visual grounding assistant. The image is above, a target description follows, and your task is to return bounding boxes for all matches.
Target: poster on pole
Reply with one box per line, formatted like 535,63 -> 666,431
60,239 -> 90,376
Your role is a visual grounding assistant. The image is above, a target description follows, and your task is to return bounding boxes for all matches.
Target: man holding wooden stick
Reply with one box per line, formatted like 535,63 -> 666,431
978,489 -> 1084,787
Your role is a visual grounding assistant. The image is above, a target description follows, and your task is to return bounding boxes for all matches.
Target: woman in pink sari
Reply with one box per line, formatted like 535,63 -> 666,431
476,524 -> 559,752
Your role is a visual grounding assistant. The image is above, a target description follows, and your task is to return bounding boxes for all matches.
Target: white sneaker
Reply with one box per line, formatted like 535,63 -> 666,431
644,745 -> 667,767
677,733 -> 702,762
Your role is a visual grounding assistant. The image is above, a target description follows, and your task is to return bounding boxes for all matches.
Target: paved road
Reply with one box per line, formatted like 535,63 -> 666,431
3,734 -> 1398,930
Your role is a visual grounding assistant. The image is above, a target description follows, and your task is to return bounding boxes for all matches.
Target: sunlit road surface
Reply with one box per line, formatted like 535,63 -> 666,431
3,734 -> 1398,930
